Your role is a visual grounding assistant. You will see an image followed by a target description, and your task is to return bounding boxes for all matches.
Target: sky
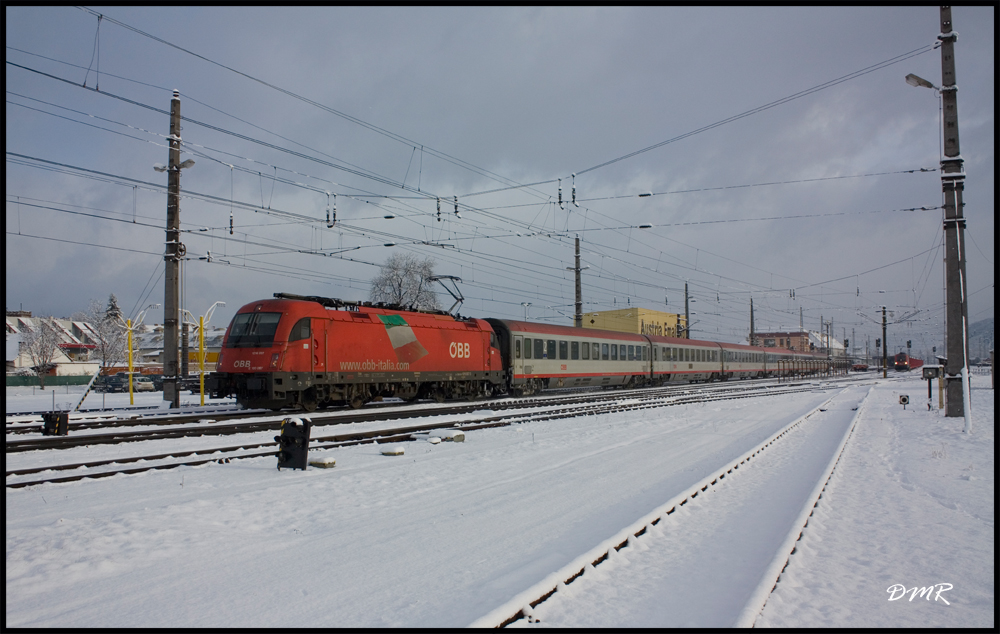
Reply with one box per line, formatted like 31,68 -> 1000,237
6,6 -> 995,360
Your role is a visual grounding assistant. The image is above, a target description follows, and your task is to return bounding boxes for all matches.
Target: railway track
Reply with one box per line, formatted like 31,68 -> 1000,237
6,378 -> 867,489
469,384 -> 871,627
6,374 -> 868,439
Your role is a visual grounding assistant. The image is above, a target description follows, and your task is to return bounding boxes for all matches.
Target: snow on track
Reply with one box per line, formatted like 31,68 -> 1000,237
6,388 -> 838,627
507,385 -> 871,627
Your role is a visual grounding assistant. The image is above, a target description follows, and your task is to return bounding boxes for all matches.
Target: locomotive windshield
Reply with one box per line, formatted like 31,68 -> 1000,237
225,312 -> 282,348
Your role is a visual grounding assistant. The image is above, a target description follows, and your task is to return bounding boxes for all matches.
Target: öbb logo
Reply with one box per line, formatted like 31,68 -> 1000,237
449,342 -> 471,358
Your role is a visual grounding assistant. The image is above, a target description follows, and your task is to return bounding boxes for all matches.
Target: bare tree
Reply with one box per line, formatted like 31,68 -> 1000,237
21,317 -> 61,390
74,297 -> 128,370
369,253 -> 440,310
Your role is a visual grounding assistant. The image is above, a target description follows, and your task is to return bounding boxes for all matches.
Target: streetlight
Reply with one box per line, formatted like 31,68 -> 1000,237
182,301 -> 226,406
521,302 -> 532,321
904,73 -> 939,91
117,304 -> 160,406
906,10 -> 971,425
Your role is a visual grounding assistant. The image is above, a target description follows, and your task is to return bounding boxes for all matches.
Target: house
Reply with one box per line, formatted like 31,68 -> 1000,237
5,311 -> 100,375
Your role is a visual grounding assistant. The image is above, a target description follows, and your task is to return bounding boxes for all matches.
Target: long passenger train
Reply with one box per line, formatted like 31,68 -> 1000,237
207,293 -> 831,411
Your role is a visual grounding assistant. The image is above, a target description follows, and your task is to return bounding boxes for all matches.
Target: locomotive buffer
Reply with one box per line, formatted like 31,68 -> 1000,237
275,418 -> 311,470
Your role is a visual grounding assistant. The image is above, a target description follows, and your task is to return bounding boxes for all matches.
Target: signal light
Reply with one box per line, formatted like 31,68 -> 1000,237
275,417 -> 311,470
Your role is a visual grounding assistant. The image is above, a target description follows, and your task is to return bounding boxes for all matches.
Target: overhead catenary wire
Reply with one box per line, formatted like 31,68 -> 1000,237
7,21 -> 958,343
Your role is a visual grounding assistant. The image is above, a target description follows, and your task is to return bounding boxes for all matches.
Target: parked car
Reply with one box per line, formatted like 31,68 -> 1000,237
133,376 -> 155,392
94,374 -> 127,393
147,374 -> 165,391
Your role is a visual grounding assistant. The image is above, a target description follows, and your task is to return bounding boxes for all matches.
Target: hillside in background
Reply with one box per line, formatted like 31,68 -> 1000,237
969,317 -> 994,363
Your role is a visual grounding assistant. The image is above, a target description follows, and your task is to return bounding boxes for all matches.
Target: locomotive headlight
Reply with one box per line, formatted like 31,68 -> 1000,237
270,353 -> 280,368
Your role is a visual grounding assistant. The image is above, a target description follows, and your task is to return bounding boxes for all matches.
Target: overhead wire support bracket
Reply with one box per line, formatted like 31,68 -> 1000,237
428,275 -> 464,315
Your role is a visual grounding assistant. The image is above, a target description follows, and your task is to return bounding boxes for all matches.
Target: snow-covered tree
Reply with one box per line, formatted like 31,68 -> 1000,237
369,253 -> 440,310
75,297 -> 127,369
105,293 -> 123,324
20,317 -> 60,389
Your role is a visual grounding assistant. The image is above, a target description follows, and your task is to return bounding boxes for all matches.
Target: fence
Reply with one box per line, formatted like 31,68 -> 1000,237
6,375 -> 94,387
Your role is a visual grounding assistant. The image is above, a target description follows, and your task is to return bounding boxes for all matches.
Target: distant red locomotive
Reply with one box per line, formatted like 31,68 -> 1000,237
893,352 -> 923,372
209,294 -> 503,410
209,293 -> 832,411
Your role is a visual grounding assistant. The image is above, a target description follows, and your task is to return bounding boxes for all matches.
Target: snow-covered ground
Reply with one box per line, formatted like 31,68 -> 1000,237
5,374 -> 993,627
4,384 -> 235,416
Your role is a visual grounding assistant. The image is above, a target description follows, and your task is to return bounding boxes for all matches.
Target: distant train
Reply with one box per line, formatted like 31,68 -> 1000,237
893,352 -> 923,372
208,293 -> 832,411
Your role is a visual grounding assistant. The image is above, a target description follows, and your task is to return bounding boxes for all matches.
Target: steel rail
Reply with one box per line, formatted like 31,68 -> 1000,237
7,382 -> 855,489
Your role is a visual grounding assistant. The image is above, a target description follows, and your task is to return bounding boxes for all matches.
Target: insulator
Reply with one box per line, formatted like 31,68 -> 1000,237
437,197 -> 441,222
572,173 -> 578,207
230,211 -> 234,235
558,178 -> 564,210
454,195 -> 460,218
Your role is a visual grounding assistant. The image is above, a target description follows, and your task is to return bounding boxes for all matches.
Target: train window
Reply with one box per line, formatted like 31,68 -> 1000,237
653,347 -> 657,361
559,341 -> 568,360
699,349 -> 704,363
611,344 -> 618,361
288,317 -> 311,342
627,345 -> 634,360
581,341 -> 589,360
602,343 -> 609,360
547,340 -> 556,359
593,343 -> 601,360
571,341 -> 579,360
524,338 -> 532,359
226,311 -> 282,348
534,339 -> 544,359
643,347 -> 648,361
515,339 -> 522,359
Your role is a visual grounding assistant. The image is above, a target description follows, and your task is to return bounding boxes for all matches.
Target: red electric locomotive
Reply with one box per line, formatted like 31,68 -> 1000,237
210,293 -> 835,411
209,294 -> 504,410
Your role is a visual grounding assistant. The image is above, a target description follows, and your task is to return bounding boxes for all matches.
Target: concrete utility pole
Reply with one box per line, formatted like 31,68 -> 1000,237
749,297 -> 755,346
882,306 -> 888,379
566,236 -> 587,328
938,7 -> 971,420
181,322 -> 189,379
163,90 -> 183,409
684,283 -> 690,339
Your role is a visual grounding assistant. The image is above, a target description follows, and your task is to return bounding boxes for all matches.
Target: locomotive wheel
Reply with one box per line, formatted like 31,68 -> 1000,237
432,389 -> 446,403
349,396 -> 365,409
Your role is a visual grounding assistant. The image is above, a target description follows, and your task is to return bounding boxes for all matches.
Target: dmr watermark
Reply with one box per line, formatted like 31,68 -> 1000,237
887,583 -> 953,605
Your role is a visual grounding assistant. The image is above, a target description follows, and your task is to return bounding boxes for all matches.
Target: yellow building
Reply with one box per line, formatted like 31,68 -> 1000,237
581,308 -> 686,337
